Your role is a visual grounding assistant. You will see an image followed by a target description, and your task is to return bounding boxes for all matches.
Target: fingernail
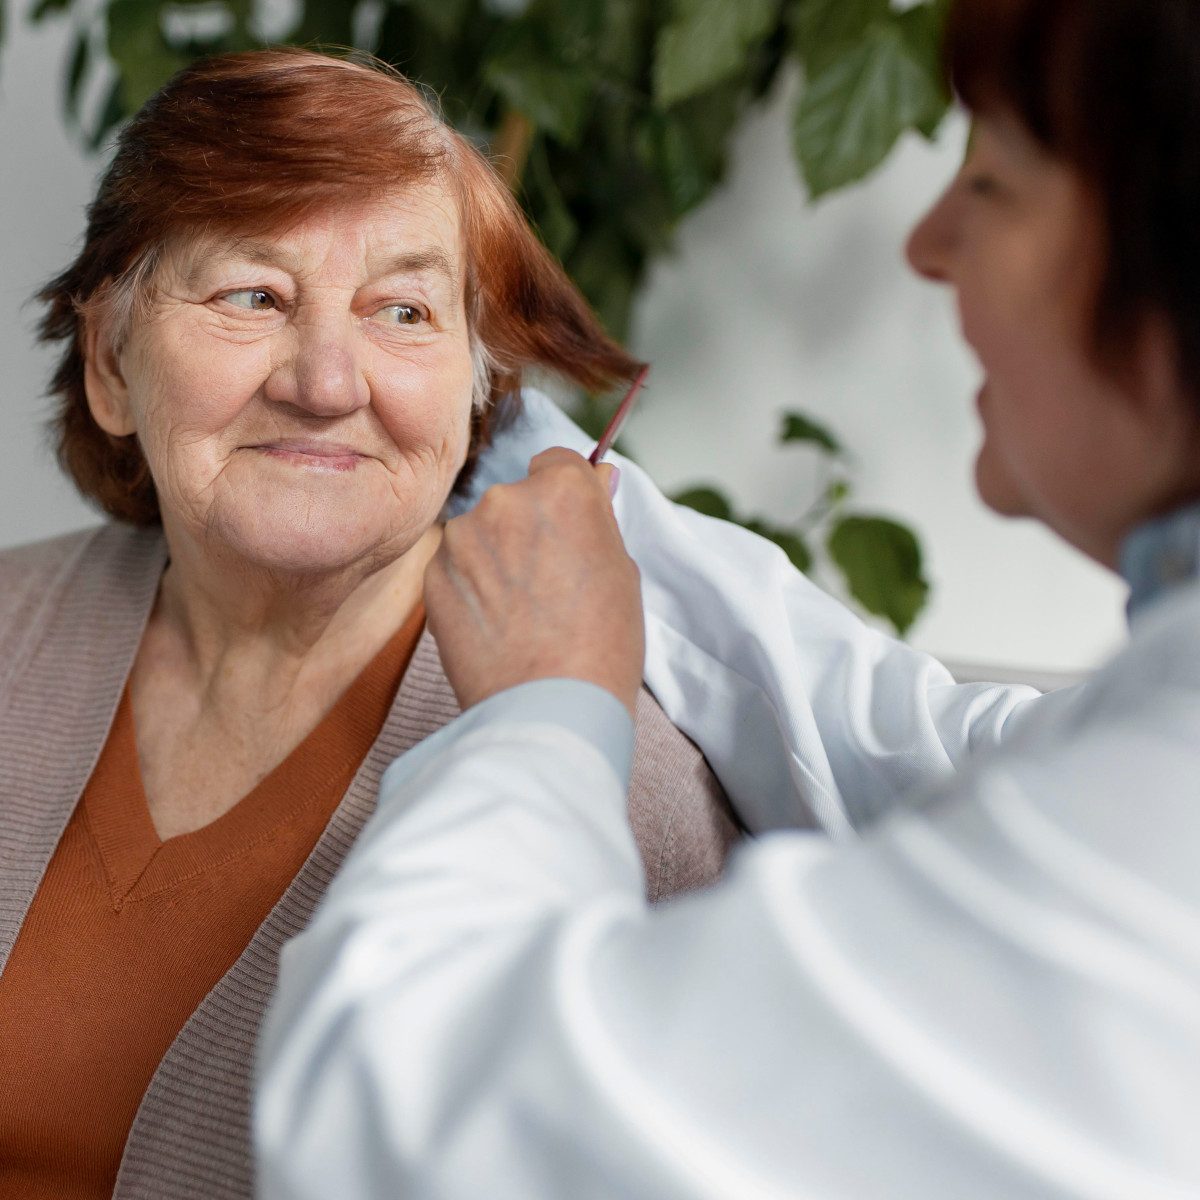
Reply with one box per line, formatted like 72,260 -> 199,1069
608,467 -> 622,498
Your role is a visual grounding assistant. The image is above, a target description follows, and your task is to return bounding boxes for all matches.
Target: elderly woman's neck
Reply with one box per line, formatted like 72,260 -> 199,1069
151,527 -> 441,699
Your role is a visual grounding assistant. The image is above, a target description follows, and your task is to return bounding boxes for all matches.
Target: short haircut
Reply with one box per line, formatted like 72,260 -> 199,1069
947,0 -> 1200,405
37,48 -> 643,525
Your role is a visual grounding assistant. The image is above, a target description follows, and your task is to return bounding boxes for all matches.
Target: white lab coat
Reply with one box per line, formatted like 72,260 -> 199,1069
256,581 -> 1200,1199
447,390 -> 1061,837
254,394 -> 1200,1198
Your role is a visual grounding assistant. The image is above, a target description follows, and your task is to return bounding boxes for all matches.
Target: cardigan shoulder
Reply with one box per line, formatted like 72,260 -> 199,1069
0,526 -> 102,616
0,526 -> 106,700
0,524 -> 163,689
628,688 -> 743,901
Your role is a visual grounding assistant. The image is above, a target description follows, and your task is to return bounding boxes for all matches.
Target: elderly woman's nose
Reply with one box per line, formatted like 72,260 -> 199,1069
266,325 -> 371,417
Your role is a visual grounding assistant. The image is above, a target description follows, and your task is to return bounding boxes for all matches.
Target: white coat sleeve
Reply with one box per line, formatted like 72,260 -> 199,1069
451,390 -> 1066,838
255,661 -> 1200,1200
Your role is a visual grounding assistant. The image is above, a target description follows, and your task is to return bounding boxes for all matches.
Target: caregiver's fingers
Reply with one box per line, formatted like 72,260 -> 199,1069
529,447 -> 621,500
425,454 -> 644,718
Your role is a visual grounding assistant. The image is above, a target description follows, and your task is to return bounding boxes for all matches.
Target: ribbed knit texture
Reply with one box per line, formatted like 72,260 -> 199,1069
0,603 -> 425,1198
0,524 -> 739,1200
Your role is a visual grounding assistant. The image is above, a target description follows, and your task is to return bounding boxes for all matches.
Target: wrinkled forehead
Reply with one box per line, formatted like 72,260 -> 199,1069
159,180 -> 468,297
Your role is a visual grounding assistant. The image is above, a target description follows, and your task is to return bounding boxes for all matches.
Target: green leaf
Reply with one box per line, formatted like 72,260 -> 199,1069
827,514 -> 930,636
529,137 -> 578,260
591,0 -> 647,83
290,0 -> 356,49
637,111 -> 714,217
793,25 -> 943,197
672,486 -> 734,522
824,477 -> 851,506
896,1 -> 952,138
484,53 -> 592,146
780,410 -> 841,454
653,0 -> 778,107
791,0 -> 888,78
635,80 -> 742,220
222,0 -> 255,49
525,0 -> 614,67
87,75 -> 127,150
793,20 -> 946,199
64,27 -> 90,121
376,1 -> 491,106
745,519 -> 813,573
407,0 -> 471,43
895,2 -> 947,81
107,0 -> 188,112
565,224 -> 640,338
30,0 -> 73,22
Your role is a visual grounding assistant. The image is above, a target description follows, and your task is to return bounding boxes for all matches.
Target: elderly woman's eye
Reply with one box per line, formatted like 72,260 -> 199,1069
224,289 -> 277,311
376,304 -> 425,326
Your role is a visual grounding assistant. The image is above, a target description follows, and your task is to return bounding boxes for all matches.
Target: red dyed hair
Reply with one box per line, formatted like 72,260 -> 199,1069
37,47 -> 643,525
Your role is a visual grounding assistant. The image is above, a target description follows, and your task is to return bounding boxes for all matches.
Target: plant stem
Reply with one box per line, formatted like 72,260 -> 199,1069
493,109 -> 535,192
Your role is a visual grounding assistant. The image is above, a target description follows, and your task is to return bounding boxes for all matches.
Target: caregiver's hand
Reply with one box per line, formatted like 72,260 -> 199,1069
425,448 -> 644,718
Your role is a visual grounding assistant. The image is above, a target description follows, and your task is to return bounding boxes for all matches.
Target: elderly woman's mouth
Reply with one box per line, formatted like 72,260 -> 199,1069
250,441 -> 370,472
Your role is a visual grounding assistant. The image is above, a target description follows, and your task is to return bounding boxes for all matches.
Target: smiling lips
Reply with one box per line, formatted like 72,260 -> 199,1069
252,440 -> 368,472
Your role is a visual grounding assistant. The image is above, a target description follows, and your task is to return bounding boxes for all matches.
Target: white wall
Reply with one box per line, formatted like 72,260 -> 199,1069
627,74 -> 1127,674
0,17 -> 104,543
0,22 -> 1127,673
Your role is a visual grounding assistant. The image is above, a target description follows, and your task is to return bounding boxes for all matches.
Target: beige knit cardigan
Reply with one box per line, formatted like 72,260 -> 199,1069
0,523 -> 739,1200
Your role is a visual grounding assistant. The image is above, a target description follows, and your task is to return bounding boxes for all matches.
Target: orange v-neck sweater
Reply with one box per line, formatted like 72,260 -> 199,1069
0,604 -> 425,1200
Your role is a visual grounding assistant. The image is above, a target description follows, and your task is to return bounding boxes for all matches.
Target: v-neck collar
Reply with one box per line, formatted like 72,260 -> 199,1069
114,624 -> 462,1199
0,525 -> 166,972
0,523 -> 466,1199
81,606 -> 425,907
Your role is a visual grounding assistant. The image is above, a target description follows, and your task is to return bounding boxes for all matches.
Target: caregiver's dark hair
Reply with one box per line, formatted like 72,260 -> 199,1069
37,48 -> 643,526
947,0 -> 1200,404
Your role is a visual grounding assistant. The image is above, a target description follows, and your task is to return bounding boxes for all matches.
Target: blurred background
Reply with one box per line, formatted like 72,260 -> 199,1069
0,0 -> 1127,678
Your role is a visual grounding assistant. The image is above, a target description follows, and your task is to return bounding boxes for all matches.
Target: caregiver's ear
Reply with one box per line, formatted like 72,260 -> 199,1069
82,312 -> 137,437
1126,313 -> 1197,435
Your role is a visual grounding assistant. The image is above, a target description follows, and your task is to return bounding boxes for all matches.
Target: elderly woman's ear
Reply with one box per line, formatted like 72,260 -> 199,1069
82,315 -> 137,438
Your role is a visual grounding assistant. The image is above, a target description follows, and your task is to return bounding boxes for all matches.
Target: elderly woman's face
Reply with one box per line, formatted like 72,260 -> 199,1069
96,185 -> 475,574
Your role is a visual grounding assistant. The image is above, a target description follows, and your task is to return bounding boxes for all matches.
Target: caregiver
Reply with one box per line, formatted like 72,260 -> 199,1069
257,0 -> 1200,1196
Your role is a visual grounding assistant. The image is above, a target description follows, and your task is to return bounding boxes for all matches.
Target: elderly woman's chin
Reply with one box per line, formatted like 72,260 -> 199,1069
194,468 -> 439,579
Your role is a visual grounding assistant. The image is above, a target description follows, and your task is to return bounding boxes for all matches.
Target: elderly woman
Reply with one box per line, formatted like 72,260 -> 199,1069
0,49 -> 739,1200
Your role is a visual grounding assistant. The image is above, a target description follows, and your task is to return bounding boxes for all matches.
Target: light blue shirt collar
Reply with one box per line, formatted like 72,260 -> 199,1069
1120,500 -> 1200,621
